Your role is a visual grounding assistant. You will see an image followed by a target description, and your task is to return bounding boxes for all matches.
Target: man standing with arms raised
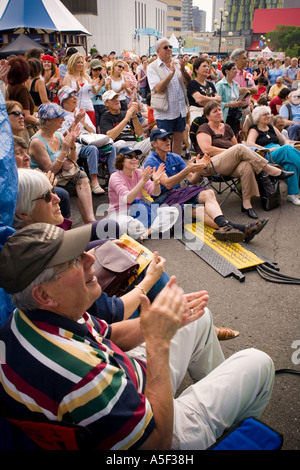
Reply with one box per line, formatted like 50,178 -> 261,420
147,38 -> 191,157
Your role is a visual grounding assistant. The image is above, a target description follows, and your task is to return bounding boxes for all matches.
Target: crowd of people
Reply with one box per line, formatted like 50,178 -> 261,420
0,40 -> 299,450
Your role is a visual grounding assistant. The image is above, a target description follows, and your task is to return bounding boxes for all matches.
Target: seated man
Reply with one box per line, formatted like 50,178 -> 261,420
279,88 -> 300,141
267,76 -> 288,101
145,128 -> 268,243
0,223 -> 274,450
100,90 -> 151,158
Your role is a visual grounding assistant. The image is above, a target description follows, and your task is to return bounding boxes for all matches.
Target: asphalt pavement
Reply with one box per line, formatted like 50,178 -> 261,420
71,178 -> 299,451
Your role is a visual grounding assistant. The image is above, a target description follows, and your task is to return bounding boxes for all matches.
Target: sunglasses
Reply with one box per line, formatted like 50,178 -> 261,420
32,188 -> 55,203
163,45 -> 173,50
117,65 -> 124,69
93,68 -> 102,71
9,111 -> 25,117
160,136 -> 172,141
124,154 -> 139,159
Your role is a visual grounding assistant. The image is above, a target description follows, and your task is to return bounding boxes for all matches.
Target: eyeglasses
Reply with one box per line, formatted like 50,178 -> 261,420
8,111 -> 25,117
163,45 -> 173,50
52,255 -> 83,279
32,188 -> 55,203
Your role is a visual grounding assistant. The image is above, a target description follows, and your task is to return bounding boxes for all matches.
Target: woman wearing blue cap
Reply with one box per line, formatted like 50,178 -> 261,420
28,102 -> 96,224
107,146 -> 179,240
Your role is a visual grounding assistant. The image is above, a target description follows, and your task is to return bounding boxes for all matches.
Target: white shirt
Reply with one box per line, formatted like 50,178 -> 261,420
147,58 -> 187,120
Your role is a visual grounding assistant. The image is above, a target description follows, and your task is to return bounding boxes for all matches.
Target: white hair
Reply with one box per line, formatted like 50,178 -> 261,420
230,48 -> 246,62
11,266 -> 55,311
13,169 -> 52,228
156,38 -> 169,51
251,106 -> 271,124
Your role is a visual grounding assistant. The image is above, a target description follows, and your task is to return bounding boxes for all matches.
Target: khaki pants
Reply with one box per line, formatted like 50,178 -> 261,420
129,309 -> 274,450
202,144 -> 269,200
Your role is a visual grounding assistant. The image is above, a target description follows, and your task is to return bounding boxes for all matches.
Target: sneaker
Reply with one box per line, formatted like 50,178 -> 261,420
213,225 -> 245,243
287,195 -> 300,206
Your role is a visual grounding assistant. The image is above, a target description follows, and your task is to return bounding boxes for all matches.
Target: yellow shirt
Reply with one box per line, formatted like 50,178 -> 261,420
268,83 -> 288,99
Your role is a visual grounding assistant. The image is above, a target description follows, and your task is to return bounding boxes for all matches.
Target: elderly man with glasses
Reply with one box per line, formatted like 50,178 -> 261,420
0,223 -> 274,450
147,38 -> 191,157
279,89 -> 300,141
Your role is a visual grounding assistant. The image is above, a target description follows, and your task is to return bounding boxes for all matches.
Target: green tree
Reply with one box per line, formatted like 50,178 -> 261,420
266,25 -> 300,56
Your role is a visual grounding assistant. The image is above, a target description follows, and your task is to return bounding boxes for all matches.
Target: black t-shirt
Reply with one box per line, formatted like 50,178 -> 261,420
187,79 -> 217,107
100,110 -> 136,142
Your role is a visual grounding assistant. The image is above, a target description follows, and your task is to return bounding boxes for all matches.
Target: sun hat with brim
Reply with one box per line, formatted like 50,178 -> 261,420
0,223 -> 92,294
37,103 -> 68,120
41,54 -> 56,64
57,86 -> 78,104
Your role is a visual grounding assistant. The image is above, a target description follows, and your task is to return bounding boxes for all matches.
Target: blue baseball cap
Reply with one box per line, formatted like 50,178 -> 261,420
117,146 -> 142,156
150,128 -> 172,141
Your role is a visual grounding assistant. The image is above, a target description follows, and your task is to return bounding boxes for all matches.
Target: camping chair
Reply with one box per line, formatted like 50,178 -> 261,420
189,117 -> 242,207
77,144 -> 111,190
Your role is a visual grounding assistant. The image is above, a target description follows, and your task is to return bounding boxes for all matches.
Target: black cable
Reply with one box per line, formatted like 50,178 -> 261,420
256,264 -> 300,285
275,369 -> 300,375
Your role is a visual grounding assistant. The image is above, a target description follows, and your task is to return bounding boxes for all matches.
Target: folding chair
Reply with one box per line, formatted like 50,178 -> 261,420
189,117 -> 242,207
77,144 -> 111,190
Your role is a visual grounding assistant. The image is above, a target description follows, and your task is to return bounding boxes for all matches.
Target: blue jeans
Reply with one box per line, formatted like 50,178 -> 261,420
287,124 -> 300,141
79,144 -> 116,175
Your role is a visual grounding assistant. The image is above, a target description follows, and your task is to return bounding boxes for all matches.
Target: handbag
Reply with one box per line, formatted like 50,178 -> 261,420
255,171 -> 281,211
93,241 -> 140,296
77,134 -> 113,148
55,161 -> 83,186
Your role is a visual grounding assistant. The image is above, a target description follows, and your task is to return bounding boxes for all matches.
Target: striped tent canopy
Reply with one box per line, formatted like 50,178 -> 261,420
0,0 -> 90,34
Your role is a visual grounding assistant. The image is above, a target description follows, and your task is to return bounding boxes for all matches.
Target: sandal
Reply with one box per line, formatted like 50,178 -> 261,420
91,184 -> 105,195
215,326 -> 240,341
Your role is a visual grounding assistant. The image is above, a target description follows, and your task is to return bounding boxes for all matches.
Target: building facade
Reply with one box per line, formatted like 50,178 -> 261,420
181,0 -> 193,32
224,0 -> 295,32
60,0 -> 167,56
160,0 -> 182,38
192,6 -> 206,33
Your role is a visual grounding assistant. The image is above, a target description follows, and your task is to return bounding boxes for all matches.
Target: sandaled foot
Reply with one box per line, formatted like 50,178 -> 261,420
91,184 -> 105,195
215,326 -> 240,341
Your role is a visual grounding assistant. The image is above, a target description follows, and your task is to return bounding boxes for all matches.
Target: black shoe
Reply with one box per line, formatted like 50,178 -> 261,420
213,225 -> 245,243
276,170 -> 295,181
243,218 -> 269,243
241,204 -> 258,219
